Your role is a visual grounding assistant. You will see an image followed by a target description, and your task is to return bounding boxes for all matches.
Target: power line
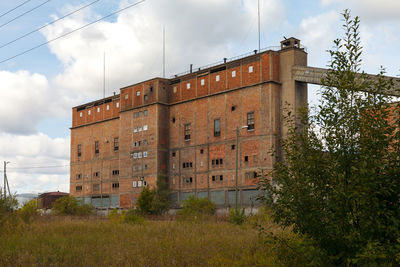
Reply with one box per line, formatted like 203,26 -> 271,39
0,0 -> 52,29
8,165 -> 69,170
0,0 -> 101,49
0,0 -> 146,64
0,0 -> 32,19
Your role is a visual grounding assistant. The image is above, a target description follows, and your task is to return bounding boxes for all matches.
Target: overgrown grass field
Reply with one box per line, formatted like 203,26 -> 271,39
0,215 -> 285,266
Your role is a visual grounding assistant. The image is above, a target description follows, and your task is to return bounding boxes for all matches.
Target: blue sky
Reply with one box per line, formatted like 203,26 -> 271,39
0,0 -> 399,194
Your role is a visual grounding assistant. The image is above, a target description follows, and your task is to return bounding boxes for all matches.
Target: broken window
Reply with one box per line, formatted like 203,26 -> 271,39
244,156 -> 249,162
231,105 -> 236,111
93,171 -> 100,178
172,152 -> 176,157
94,141 -> 99,154
231,144 -> 235,150
212,175 -> 216,181
214,118 -> 221,137
112,182 -> 119,190
184,123 -> 191,141
219,175 -> 223,181
112,170 -> 119,176
114,137 -> 119,152
247,111 -> 255,130
76,185 -> 82,192
77,144 -> 82,157
200,149 -> 204,154
76,173 -> 82,179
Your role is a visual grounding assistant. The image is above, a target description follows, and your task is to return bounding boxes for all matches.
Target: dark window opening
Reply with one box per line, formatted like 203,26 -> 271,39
149,85 -> 153,92
231,106 -> 236,111
231,144 -> 235,150
182,163 -> 185,169
200,149 -> 204,154
77,144 -> 82,157
247,112 -> 255,130
94,141 -> 99,154
114,137 -> 119,152
219,159 -> 223,165
219,175 -> 223,181
172,152 -> 176,157
112,182 -> 120,189
214,119 -> 221,137
94,172 -> 100,178
112,170 -> 119,176
212,176 -> 216,181
76,174 -> 82,179
244,156 -> 249,162
76,185 -> 82,192
184,123 -> 191,141
172,117 -> 176,123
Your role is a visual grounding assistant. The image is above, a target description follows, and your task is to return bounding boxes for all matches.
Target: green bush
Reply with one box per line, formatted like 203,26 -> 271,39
228,208 -> 246,225
123,210 -> 144,225
137,172 -> 170,215
0,189 -> 18,214
52,196 -> 92,216
108,209 -> 125,224
178,196 -> 216,221
137,187 -> 155,214
18,199 -> 38,223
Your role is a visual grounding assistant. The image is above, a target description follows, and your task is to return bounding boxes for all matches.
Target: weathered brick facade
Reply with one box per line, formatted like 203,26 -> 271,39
70,38 -> 308,208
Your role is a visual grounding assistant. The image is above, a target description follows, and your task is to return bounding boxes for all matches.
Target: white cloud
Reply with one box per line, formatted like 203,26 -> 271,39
297,11 -> 340,67
0,133 -> 69,194
41,0 -> 285,102
320,0 -> 400,23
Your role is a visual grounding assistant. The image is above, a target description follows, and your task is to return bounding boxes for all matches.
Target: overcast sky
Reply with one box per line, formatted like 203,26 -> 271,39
0,0 -> 399,194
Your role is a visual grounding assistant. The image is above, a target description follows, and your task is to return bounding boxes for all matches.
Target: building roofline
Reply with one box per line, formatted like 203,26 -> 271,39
72,94 -> 120,110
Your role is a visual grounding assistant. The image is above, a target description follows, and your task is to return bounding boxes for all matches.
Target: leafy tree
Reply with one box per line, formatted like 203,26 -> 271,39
52,196 -> 92,216
0,189 -> 18,214
137,172 -> 169,215
18,199 -> 38,223
260,10 -> 400,265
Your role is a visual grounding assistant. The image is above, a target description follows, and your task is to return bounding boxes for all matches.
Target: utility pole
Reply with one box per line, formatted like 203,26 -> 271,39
3,161 -> 11,198
235,127 -> 239,210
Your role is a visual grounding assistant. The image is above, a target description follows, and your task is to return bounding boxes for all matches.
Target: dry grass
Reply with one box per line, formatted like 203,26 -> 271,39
0,215 -> 286,267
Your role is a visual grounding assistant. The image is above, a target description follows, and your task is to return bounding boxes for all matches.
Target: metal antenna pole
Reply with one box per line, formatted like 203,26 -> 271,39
163,27 -> 165,78
258,0 -> 261,52
103,52 -> 106,98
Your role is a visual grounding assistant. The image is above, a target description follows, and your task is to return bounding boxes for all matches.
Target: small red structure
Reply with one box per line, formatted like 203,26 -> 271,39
38,191 -> 69,209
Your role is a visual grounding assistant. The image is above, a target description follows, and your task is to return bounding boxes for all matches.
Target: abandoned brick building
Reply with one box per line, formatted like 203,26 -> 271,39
70,37 -> 308,209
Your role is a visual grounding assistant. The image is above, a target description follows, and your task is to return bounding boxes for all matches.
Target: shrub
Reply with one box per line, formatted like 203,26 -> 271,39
108,209 -> 125,224
0,189 -> 18,214
136,187 -> 155,214
18,199 -> 38,223
228,208 -> 246,225
178,196 -> 216,221
137,172 -> 170,215
52,196 -> 92,216
123,209 -> 144,225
